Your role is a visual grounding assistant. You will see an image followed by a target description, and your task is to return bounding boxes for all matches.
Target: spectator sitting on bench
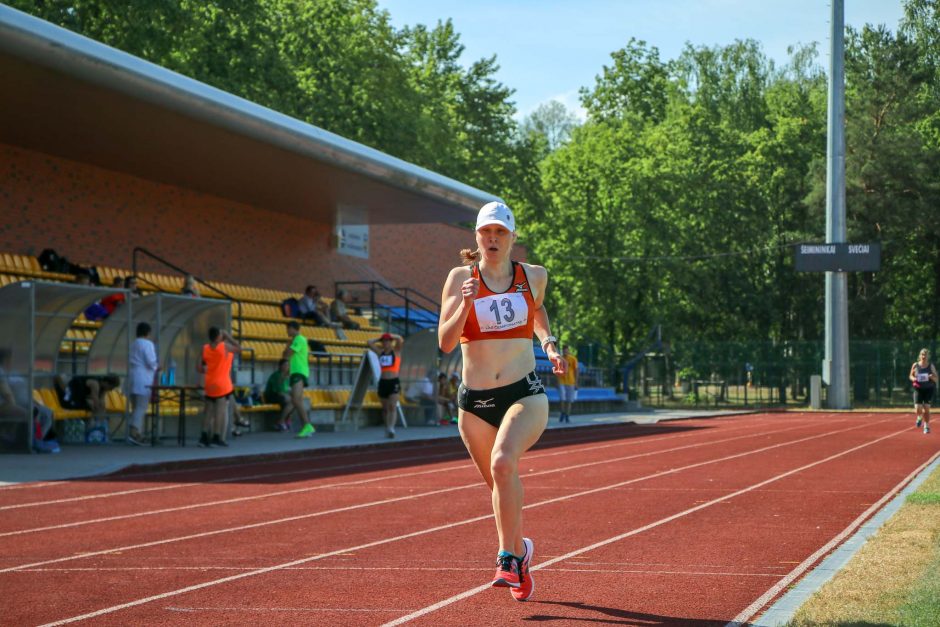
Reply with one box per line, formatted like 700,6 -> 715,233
0,348 -> 58,452
264,359 -> 294,431
54,373 -> 120,421
405,371 -> 437,426
297,285 -> 335,327
435,372 -> 459,424
329,289 -> 361,330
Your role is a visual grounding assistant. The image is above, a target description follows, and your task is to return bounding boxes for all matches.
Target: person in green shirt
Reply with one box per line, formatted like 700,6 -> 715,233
284,321 -> 314,438
264,358 -> 294,432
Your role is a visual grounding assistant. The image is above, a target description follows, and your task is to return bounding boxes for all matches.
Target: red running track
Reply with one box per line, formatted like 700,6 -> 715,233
1,412 -> 937,626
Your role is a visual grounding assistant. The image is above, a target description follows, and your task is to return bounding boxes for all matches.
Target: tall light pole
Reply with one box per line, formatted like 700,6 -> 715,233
825,0 -> 850,408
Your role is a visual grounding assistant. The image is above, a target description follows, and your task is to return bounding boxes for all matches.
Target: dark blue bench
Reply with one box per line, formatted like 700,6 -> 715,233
376,306 -> 439,329
543,386 -> 622,404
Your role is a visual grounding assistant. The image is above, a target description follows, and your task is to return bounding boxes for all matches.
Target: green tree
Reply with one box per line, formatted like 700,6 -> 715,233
520,100 -> 580,155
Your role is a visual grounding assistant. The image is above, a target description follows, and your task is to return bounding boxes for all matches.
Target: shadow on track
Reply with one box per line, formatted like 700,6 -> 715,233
524,599 -> 729,625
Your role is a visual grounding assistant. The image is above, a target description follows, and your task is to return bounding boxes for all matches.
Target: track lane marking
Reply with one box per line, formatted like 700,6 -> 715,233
0,417 -> 835,539
18,565 -> 779,576
30,420 -> 888,624
2,413 -> 766,493
0,413 -> 796,508
725,448 -> 940,627
380,425 -> 911,626
2,418 -> 869,576
0,422 -> 651,498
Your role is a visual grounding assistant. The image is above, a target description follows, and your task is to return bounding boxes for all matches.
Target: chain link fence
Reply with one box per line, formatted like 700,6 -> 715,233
612,340 -> 940,409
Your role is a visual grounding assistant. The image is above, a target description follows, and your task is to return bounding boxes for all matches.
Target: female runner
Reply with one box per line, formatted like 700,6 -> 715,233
439,201 -> 565,602
368,332 -> 404,438
910,348 -> 937,434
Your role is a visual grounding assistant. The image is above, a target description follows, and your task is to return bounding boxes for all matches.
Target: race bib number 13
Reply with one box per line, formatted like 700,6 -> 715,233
474,293 -> 529,333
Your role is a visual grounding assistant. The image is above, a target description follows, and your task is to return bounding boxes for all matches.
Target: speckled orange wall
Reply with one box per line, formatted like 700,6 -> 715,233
0,142 -> 525,302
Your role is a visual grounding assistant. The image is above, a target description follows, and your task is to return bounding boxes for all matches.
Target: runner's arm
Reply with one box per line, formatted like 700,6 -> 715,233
438,267 -> 474,353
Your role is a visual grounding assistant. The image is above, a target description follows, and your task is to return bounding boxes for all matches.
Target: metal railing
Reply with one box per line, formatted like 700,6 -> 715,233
334,280 -> 440,335
131,247 -> 244,337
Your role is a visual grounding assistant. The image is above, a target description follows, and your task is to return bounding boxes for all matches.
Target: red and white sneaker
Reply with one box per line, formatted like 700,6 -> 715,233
491,553 -> 521,588
511,537 -> 535,602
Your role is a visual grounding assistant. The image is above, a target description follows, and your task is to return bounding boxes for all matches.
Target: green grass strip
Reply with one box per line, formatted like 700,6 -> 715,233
897,550 -> 940,627
905,492 -> 940,505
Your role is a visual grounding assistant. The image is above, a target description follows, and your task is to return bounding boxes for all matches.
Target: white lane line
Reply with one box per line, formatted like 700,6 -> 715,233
0,463 -> 474,538
0,412 -> 802,507
32,420 -> 885,625
4,419 -> 865,575
725,448 -> 940,627
380,425 -> 909,626
25,566 -> 491,572
0,416 -> 822,532
0,417 -> 833,539
0,450 -> 464,512
4,416 -> 753,492
0,422 -> 643,499
0,414 -> 767,511
19,565 -> 773,577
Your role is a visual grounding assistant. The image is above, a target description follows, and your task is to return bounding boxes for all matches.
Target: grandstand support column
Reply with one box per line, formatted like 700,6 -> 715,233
825,0 -> 850,409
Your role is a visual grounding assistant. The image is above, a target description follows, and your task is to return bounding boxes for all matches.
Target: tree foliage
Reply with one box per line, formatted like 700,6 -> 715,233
534,16 -> 940,364
9,1 -> 940,364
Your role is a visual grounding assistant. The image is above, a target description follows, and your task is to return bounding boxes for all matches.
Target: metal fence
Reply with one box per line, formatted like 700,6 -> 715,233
613,340 -> 940,409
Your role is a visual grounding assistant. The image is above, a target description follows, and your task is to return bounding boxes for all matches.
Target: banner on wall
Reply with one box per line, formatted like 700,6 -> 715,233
335,205 -> 369,259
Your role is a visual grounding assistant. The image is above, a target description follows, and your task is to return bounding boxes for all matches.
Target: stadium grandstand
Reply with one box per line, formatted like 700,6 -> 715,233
0,6 -> 622,452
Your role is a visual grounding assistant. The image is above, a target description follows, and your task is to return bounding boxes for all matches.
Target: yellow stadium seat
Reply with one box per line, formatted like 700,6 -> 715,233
105,389 -> 127,413
305,327 -> 337,342
39,388 -> 90,420
363,390 -> 381,409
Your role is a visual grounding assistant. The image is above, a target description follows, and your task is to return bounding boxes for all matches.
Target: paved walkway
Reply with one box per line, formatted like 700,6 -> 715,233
0,408 -> 750,484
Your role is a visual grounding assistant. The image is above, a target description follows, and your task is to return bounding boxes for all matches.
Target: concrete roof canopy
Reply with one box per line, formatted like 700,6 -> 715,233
0,5 -> 500,226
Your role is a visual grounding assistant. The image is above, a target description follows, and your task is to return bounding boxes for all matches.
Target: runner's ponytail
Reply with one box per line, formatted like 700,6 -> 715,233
460,248 -> 481,265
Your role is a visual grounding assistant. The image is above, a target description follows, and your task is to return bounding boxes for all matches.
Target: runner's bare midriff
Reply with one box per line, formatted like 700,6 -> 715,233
460,338 -> 536,389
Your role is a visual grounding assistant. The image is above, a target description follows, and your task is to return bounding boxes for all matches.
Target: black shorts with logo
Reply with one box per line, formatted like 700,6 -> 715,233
378,378 -> 401,399
457,371 -> 546,428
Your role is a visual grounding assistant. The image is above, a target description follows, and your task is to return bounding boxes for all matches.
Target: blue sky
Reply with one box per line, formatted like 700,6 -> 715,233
377,0 -> 907,119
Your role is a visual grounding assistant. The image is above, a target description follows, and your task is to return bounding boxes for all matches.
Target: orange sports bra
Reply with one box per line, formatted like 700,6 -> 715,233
460,262 -> 536,344
378,351 -> 401,375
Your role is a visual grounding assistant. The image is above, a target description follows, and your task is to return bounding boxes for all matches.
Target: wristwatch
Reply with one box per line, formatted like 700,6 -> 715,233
541,335 -> 558,352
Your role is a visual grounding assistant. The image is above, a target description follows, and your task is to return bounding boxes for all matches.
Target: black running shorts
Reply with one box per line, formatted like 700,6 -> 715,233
914,386 -> 935,405
457,371 -> 546,428
378,378 -> 401,399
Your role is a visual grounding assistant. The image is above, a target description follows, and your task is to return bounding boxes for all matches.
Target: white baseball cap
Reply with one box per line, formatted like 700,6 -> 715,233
475,201 -> 515,232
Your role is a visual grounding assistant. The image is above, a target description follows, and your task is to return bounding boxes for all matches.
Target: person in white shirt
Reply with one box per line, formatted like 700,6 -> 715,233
127,322 -> 159,446
406,372 -> 437,425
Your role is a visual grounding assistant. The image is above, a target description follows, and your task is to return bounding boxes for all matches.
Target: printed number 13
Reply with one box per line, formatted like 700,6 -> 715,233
489,298 -> 515,323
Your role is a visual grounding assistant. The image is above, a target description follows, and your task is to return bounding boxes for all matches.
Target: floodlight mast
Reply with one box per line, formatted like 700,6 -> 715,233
825,0 -> 850,409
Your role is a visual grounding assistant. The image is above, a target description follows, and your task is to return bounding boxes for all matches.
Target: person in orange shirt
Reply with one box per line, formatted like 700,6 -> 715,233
196,326 -> 240,447
439,201 -> 565,602
556,345 -> 579,423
